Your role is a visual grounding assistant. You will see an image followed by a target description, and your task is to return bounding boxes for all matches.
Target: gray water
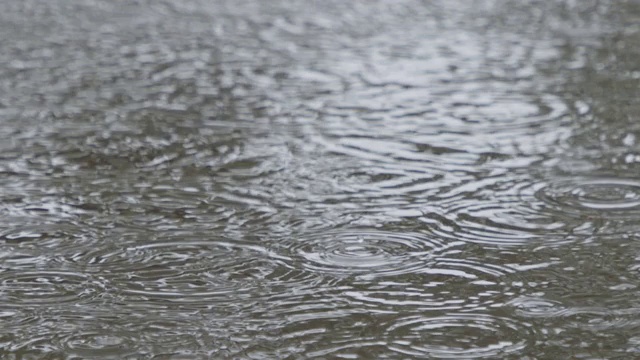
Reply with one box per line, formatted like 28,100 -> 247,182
1,0 -> 640,358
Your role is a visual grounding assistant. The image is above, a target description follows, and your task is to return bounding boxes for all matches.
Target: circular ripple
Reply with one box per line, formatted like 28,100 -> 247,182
0,271 -> 101,306
423,174 -> 593,247
98,238 -> 287,310
386,313 -> 532,358
508,295 -> 566,318
536,177 -> 640,218
277,229 -> 462,278
64,333 -> 135,358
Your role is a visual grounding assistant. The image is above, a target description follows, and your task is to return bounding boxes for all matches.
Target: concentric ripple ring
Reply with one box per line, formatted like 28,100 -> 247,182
277,229 -> 462,278
385,313 -> 532,358
536,177 -> 640,218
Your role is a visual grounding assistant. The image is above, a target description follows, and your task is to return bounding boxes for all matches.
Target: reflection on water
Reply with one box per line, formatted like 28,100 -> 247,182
1,0 -> 640,358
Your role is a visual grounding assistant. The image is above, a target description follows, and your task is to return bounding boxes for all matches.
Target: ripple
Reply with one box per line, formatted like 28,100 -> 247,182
53,313 -> 216,358
508,295 -> 566,318
536,177 -> 640,219
310,80 -> 569,162
421,208 -> 570,247
0,306 -> 223,358
0,222 -> 100,254
343,279 -> 503,312
99,238 -> 283,309
63,333 -> 135,358
510,296 -> 640,328
386,313 -> 532,358
259,308 -> 535,358
0,270 -> 101,307
276,229 -> 462,278
421,171 -> 602,247
0,0 -> 629,358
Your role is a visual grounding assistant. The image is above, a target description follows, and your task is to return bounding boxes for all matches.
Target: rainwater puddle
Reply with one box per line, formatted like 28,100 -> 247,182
1,0 -> 640,358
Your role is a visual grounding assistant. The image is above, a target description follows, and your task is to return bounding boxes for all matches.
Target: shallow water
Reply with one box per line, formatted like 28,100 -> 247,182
1,0 -> 640,358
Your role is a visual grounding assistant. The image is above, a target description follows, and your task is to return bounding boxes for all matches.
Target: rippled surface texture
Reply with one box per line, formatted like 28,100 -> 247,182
2,0 -> 640,358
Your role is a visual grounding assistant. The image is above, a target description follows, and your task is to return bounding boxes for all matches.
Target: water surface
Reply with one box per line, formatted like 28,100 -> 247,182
1,0 -> 640,358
